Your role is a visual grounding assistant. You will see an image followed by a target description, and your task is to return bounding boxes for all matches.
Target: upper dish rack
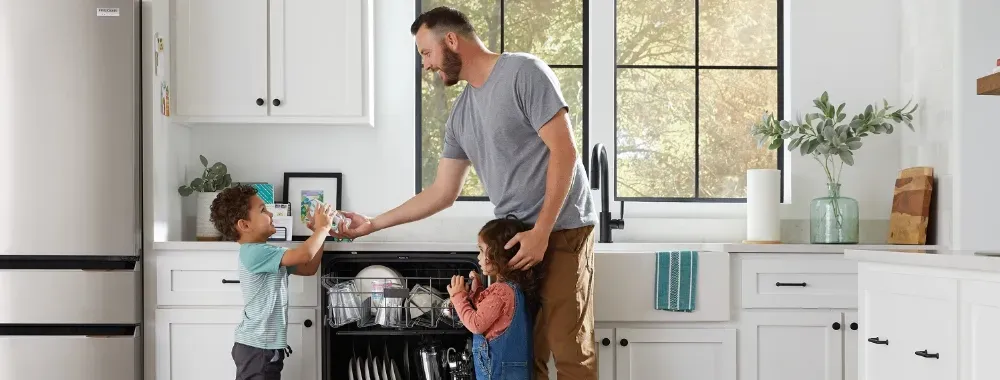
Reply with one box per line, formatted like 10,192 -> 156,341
321,273 -> 475,331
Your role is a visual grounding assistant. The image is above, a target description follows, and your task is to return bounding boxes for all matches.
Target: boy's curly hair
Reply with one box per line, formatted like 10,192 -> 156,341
478,215 -> 547,313
209,185 -> 258,241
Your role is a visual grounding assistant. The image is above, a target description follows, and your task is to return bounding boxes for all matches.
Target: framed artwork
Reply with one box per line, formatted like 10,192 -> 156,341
282,172 -> 343,241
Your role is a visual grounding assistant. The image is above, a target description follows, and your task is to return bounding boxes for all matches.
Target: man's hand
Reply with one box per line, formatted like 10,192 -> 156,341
329,211 -> 376,240
447,275 -> 467,297
506,227 -> 549,270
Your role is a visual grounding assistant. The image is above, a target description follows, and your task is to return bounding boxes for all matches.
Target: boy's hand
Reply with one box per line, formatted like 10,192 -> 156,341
311,203 -> 334,232
447,275 -> 466,297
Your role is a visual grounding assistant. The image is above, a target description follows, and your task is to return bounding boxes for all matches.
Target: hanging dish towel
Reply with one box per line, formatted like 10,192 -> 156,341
655,250 -> 698,312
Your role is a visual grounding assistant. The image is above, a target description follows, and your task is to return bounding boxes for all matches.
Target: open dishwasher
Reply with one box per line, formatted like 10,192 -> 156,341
321,252 -> 481,380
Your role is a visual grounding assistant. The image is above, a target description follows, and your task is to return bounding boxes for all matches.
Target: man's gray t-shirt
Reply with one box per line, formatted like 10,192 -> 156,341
442,52 -> 597,231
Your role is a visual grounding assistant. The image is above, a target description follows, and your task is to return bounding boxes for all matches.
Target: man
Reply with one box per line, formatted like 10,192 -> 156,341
331,6 -> 598,379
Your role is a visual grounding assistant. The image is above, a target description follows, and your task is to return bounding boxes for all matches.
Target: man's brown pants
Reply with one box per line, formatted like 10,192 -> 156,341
533,225 -> 597,380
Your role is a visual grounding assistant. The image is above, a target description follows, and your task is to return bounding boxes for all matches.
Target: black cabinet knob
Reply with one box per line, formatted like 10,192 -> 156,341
304,319 -> 313,328
832,322 -> 841,330
867,337 -> 888,345
273,99 -> 281,106
850,322 -> 858,331
256,98 -> 264,106
601,338 -> 610,347
222,279 -> 240,284
619,339 -> 628,347
914,350 -> 939,359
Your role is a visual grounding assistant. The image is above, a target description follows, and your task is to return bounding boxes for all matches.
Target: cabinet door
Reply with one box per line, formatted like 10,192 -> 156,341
267,0 -> 372,124
546,328 -> 614,380
859,288 -> 900,380
961,280 -> 1000,380
616,328 -> 736,380
173,0 -> 268,118
740,311 -> 843,380
155,308 -> 319,380
845,311 -> 859,380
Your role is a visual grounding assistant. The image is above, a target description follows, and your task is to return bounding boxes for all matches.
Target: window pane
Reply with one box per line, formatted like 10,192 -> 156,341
551,67 -> 584,158
504,0 -> 583,65
698,69 -> 778,198
699,0 -> 778,66
616,68 -> 696,198
616,0 -> 695,66
420,0 -> 498,196
421,0 -> 501,51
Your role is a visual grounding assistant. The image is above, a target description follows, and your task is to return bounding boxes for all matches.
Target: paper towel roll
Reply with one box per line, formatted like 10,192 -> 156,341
746,169 -> 781,243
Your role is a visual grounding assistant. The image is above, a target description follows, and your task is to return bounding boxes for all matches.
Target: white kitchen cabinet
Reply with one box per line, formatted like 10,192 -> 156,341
156,254 -> 319,307
740,311 -> 846,380
172,0 -> 373,126
155,308 -> 319,380
857,264 -> 958,380
960,280 -> 1000,380
615,328 -> 736,380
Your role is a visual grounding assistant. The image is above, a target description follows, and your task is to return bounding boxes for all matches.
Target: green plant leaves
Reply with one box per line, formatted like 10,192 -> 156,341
177,155 -> 233,196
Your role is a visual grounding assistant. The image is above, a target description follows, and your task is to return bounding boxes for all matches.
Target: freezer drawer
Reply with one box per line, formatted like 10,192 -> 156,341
0,334 -> 138,380
0,269 -> 138,324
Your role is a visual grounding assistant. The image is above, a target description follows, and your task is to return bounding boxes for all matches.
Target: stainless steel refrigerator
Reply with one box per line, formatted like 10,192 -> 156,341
0,0 -> 142,379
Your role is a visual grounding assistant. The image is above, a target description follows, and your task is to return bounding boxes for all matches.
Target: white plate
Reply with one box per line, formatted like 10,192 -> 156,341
354,265 -> 403,295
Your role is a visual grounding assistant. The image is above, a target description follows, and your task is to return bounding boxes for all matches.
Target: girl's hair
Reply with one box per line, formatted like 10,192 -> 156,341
478,215 -> 546,313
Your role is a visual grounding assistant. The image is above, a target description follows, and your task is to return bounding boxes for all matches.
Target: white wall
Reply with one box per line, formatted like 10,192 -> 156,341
161,0 -> 913,244
898,0 -> 957,247
954,0 -> 1000,250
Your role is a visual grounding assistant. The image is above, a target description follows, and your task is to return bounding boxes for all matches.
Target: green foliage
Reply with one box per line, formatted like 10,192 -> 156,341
177,155 -> 233,196
750,91 -> 918,185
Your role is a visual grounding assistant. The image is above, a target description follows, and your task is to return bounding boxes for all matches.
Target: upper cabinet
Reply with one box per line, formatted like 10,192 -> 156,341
171,0 -> 374,127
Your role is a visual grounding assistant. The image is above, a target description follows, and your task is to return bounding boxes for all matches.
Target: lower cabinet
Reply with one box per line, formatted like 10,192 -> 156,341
615,328 -> 737,380
155,308 -> 319,380
740,311 -> 858,380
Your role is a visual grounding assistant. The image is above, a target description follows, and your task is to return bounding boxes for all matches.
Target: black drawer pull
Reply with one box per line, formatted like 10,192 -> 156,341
914,350 -> 939,359
222,279 -> 240,284
775,282 -> 807,287
867,337 -> 888,345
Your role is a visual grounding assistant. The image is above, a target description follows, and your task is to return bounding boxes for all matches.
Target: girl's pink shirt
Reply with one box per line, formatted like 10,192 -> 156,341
449,277 -> 516,340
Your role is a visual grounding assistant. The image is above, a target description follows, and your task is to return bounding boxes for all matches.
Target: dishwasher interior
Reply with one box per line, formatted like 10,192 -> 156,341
321,252 -> 482,380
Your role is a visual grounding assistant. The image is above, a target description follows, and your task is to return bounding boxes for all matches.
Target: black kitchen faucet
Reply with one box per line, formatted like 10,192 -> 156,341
590,143 -> 625,243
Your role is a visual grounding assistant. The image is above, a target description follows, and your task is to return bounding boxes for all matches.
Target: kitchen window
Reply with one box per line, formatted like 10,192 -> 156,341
415,0 -> 783,203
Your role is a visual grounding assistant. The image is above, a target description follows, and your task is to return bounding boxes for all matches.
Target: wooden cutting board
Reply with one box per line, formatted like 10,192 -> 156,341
887,167 -> 934,245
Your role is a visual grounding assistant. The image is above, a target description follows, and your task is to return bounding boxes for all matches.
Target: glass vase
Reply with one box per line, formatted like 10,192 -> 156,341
810,183 -> 859,244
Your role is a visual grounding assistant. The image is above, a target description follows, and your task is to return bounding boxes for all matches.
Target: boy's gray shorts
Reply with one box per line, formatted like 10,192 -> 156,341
231,342 -> 290,380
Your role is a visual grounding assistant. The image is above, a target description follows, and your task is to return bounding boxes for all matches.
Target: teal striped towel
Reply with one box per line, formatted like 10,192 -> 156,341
655,251 -> 698,312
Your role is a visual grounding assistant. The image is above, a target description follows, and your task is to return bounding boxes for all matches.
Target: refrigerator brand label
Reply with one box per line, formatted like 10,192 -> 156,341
96,8 -> 120,17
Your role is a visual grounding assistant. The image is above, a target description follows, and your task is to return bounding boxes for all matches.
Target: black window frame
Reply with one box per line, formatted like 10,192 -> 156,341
414,0 -> 591,202
613,0 -> 785,203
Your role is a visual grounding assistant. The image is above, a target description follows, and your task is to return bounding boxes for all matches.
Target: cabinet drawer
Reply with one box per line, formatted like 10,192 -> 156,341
595,251 -> 730,322
741,256 -> 857,309
156,253 -> 317,307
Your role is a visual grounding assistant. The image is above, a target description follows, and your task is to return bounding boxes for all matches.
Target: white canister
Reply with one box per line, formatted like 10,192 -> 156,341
196,191 -> 221,240
745,169 -> 781,243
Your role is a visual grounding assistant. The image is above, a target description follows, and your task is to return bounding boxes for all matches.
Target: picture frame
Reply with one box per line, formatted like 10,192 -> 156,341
282,172 -> 343,241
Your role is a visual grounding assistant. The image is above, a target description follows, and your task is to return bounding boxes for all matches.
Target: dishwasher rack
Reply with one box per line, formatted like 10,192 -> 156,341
320,252 -> 481,380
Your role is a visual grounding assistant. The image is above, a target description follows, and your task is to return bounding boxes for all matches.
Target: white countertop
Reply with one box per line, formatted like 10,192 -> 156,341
845,248 -> 1000,272
153,240 -> 937,255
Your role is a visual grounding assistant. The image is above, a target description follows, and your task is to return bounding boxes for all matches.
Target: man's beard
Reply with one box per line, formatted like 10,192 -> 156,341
440,45 -> 462,87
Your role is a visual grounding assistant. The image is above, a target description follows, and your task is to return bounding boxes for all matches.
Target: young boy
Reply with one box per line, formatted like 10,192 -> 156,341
209,184 -> 333,380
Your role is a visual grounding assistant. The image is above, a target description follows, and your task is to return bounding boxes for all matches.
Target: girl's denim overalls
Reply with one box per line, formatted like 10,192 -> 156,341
471,282 -> 532,380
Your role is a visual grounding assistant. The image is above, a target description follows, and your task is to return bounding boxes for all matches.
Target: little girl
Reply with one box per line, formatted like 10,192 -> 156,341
447,216 -> 545,380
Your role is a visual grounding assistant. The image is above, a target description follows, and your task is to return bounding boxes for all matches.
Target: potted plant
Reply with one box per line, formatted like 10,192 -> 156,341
178,155 -> 233,240
750,92 -> 918,244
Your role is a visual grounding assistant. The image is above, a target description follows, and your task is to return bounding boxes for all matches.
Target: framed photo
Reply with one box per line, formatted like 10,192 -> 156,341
282,172 -> 342,241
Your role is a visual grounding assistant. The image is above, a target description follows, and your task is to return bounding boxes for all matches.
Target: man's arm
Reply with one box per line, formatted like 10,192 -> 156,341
368,158 -> 471,231
533,108 -> 577,233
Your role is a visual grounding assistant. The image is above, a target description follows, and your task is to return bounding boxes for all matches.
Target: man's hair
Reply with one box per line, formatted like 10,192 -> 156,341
209,184 -> 258,241
410,6 -> 476,37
